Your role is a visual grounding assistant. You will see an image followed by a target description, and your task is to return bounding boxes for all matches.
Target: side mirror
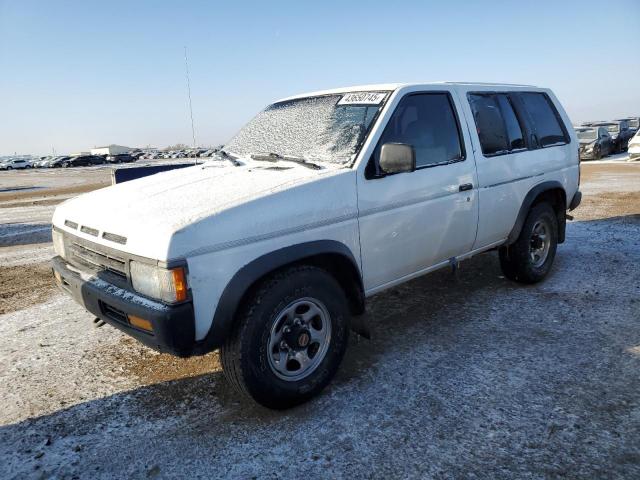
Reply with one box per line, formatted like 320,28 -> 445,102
379,143 -> 416,175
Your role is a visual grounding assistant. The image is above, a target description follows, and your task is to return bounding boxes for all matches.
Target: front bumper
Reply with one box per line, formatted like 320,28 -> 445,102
579,150 -> 597,160
52,256 -> 196,357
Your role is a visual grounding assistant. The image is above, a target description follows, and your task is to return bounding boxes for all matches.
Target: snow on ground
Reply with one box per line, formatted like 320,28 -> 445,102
0,162 -> 639,479
0,244 -> 54,267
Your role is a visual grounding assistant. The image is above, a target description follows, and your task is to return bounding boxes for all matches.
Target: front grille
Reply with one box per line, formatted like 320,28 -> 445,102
80,225 -> 99,237
68,241 -> 127,279
102,231 -> 127,245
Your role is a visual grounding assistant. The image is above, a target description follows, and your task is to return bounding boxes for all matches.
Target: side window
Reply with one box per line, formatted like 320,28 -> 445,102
599,128 -> 608,137
375,93 -> 464,168
468,93 -> 524,155
497,94 -> 525,150
517,92 -> 568,147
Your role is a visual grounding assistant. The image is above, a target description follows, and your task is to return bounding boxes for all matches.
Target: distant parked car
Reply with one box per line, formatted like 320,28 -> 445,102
628,129 -> 640,161
587,121 -> 634,153
62,155 -> 105,168
48,156 -> 71,168
614,117 -> 639,134
575,126 -> 612,160
33,157 -> 50,168
0,158 -> 34,170
203,149 -> 217,157
106,153 -> 135,163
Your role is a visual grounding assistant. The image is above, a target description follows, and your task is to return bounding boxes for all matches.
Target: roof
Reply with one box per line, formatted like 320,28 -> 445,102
276,81 -> 538,103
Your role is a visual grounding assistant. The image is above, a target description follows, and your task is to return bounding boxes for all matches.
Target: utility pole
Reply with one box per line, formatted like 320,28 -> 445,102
183,46 -> 197,151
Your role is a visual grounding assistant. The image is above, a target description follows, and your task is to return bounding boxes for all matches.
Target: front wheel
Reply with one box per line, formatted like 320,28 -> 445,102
593,145 -> 601,160
499,202 -> 558,284
221,265 -> 350,409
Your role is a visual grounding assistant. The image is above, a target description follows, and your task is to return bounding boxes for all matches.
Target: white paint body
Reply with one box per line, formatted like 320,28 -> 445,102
51,83 -> 579,341
629,129 -> 640,155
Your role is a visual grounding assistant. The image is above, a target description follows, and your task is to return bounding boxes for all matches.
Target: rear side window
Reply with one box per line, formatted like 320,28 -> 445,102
496,95 -> 525,150
468,93 -> 524,156
375,93 -> 464,168
518,92 -> 568,147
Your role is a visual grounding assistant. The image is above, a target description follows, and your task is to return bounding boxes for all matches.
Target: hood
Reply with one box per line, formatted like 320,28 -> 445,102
52,161 -> 357,260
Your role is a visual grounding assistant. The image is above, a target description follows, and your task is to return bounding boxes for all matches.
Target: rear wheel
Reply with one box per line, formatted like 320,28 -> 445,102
499,202 -> 558,284
221,265 -> 350,409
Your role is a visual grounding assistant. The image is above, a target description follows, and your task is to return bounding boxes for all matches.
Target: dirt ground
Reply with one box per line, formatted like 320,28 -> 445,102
0,161 -> 639,479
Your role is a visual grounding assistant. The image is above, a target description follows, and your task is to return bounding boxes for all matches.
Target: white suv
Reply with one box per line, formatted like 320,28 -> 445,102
51,83 -> 581,408
0,158 -> 34,170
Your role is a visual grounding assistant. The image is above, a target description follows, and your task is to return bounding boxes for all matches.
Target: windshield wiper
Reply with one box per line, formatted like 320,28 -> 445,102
215,149 -> 243,166
250,152 -> 323,170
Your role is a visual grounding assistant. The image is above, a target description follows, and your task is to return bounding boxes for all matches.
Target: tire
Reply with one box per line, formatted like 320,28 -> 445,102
6,166 -> 12,170
221,265 -> 350,409
593,145 -> 601,160
499,202 -> 558,284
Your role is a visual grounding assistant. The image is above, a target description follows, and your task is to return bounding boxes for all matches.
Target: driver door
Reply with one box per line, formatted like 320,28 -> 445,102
357,90 -> 479,292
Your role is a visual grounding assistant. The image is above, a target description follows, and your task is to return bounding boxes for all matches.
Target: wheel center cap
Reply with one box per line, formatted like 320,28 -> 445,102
531,236 -> 543,250
297,331 -> 310,348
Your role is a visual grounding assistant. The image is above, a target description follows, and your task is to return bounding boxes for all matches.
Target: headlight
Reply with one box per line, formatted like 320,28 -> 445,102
52,229 -> 65,259
130,261 -> 188,303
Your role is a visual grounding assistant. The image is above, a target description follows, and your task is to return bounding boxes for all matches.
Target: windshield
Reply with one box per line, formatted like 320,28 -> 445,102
224,92 -> 388,164
576,128 -> 597,140
605,124 -> 619,133
628,119 -> 639,129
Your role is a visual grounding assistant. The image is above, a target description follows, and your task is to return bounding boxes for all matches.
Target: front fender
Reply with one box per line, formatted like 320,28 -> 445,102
191,240 -> 362,354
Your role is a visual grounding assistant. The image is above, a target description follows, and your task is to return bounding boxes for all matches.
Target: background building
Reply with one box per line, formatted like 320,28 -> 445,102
90,144 -> 130,156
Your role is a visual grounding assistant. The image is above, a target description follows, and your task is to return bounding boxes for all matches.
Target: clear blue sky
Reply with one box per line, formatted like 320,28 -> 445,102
1,0 -> 639,156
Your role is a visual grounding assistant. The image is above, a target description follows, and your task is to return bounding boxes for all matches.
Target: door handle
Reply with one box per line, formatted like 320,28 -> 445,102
459,183 -> 473,192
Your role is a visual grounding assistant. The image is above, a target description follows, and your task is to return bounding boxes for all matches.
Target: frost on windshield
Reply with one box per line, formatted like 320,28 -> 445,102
225,94 -> 383,164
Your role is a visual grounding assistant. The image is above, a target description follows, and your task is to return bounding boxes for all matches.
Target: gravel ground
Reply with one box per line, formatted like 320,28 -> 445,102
0,162 -> 639,479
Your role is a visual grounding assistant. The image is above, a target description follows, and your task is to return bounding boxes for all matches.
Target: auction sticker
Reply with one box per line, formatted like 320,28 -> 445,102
337,92 -> 386,106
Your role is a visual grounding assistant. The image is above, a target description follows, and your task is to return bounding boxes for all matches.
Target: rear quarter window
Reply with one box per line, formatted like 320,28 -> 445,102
468,93 -> 525,156
518,92 -> 569,147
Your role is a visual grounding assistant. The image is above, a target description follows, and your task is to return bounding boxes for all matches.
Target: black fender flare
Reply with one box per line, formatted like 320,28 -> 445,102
192,240 -> 364,354
506,180 -> 567,245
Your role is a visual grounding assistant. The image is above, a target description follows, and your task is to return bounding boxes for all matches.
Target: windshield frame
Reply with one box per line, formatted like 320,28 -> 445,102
223,91 -> 392,169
